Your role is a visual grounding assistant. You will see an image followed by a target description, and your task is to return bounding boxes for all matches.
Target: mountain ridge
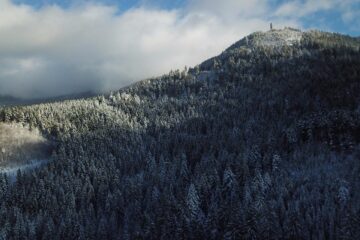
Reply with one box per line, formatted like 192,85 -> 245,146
194,27 -> 359,74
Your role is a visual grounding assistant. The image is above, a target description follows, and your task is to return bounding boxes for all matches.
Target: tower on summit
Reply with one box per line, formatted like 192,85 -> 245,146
270,23 -> 273,30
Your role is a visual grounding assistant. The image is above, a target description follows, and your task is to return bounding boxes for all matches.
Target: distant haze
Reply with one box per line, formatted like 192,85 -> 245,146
0,0 -> 358,98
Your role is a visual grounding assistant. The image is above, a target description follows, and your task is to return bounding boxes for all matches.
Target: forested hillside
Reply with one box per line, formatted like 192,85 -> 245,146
0,28 -> 359,239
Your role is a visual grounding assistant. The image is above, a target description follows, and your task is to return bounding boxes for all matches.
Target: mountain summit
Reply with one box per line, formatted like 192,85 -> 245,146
0,29 -> 360,239
227,27 -> 359,51
230,27 -> 303,49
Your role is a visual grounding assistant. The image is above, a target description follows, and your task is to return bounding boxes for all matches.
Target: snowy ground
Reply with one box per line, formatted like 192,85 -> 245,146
254,28 -> 303,47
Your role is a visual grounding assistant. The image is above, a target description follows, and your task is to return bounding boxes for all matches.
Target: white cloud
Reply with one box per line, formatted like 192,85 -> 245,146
275,0 -> 337,17
274,0 -> 360,35
187,0 -> 269,19
275,0 -> 360,31
0,0 -> 284,97
0,0 -> 300,98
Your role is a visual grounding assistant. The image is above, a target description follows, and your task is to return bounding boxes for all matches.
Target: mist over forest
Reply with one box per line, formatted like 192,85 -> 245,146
0,123 -> 51,168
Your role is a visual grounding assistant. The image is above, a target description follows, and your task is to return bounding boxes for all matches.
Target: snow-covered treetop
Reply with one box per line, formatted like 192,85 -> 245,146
225,27 -> 303,51
252,27 -> 303,47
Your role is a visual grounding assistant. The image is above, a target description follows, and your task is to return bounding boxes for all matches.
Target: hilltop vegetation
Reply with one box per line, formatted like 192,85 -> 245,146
0,28 -> 360,239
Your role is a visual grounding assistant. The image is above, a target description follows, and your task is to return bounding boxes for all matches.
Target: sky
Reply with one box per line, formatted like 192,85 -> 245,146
0,0 -> 359,99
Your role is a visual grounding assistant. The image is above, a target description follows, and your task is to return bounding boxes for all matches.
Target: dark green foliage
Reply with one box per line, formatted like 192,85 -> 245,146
0,29 -> 360,239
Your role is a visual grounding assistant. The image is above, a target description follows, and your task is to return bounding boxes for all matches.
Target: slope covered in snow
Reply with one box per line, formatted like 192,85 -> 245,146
252,28 -> 303,47
224,27 -> 303,52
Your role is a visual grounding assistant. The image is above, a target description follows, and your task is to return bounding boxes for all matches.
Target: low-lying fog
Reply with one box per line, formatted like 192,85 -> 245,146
0,123 -> 52,172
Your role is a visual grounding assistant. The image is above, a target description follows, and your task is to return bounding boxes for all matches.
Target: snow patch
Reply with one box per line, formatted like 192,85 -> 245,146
254,28 -> 303,47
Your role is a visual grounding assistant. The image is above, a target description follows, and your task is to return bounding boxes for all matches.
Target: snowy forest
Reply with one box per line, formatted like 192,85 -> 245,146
0,28 -> 360,239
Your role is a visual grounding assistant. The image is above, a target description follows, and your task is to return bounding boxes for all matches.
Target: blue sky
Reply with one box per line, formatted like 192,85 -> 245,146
0,0 -> 359,98
12,0 -> 360,36
12,0 -> 186,11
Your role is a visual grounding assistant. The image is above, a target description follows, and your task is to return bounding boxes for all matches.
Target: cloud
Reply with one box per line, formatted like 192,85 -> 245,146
338,0 -> 360,33
0,0 -> 309,98
274,0 -> 360,33
275,0 -> 337,17
0,0 -> 286,99
187,0 -> 269,19
273,0 -> 360,35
